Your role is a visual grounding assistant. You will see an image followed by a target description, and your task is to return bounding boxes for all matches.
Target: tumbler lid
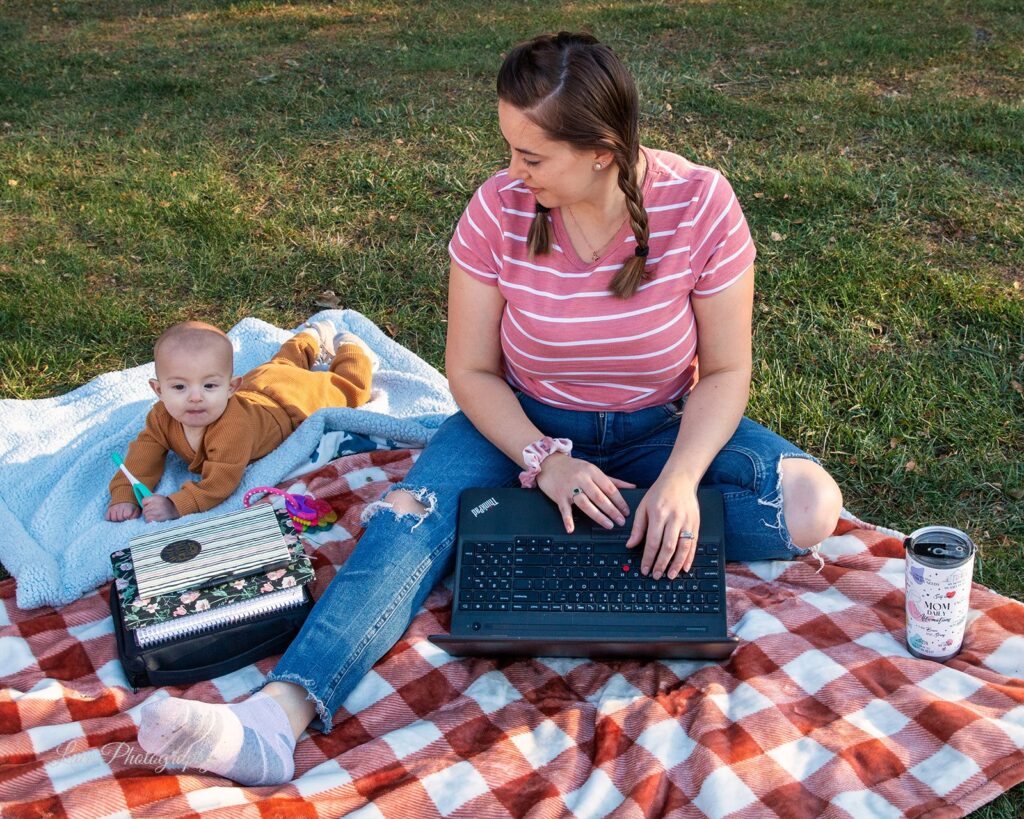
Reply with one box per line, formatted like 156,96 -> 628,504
904,525 -> 975,566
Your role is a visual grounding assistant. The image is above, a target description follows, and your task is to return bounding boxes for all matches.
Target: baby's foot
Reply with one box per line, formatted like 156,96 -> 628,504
137,692 -> 296,786
301,320 -> 337,367
334,331 -> 380,372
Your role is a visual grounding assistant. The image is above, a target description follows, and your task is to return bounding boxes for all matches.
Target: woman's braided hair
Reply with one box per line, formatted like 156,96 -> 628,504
497,32 -> 650,299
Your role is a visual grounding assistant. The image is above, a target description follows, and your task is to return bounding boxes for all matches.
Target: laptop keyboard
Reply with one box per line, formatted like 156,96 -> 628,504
457,537 -> 723,614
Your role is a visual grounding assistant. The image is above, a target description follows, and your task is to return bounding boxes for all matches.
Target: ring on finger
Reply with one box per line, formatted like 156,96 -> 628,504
678,530 -> 694,540
571,487 -> 583,499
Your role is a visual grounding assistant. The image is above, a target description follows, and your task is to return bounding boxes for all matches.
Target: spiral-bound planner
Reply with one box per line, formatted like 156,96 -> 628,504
133,586 -> 308,647
111,508 -> 314,646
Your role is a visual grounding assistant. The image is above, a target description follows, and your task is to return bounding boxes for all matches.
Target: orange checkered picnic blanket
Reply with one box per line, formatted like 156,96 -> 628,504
1,449 -> 1022,817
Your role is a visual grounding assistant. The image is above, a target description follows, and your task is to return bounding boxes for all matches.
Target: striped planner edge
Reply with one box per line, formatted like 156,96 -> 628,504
129,504 -> 292,600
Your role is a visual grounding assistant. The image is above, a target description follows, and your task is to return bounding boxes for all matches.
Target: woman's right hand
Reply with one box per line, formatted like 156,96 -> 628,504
536,453 -> 635,533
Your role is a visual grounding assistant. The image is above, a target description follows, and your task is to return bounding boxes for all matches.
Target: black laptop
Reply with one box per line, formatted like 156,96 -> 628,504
429,487 -> 738,660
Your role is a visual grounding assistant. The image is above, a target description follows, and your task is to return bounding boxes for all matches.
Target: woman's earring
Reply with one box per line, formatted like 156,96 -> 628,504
593,163 -> 603,171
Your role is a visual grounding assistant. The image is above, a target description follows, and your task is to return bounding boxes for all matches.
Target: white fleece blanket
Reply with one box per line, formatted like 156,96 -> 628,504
0,310 -> 457,610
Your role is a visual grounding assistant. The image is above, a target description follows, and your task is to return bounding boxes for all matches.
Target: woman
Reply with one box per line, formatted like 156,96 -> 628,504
137,32 -> 842,786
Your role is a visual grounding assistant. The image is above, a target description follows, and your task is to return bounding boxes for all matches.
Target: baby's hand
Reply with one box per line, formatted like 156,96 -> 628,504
141,495 -> 180,523
107,502 -> 141,522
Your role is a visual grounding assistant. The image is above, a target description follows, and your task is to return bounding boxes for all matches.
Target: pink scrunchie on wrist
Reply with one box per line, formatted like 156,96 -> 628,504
518,436 -> 573,488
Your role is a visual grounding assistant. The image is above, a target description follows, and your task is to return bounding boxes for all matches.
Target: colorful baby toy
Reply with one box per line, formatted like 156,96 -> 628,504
243,486 -> 337,533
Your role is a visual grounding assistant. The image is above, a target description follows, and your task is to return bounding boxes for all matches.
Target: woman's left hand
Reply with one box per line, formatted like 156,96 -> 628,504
624,476 -> 701,579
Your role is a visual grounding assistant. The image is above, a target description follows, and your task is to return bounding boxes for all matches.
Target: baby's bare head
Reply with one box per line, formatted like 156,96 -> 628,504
153,322 -> 234,378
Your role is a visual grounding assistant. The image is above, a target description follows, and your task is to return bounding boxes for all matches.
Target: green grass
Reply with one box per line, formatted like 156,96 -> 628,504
1,1 -> 1022,813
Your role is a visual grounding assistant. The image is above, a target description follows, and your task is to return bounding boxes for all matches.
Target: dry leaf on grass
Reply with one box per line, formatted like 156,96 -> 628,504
315,290 -> 341,309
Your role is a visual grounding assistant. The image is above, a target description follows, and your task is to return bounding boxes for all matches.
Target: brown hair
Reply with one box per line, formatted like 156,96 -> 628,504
154,321 -> 233,375
497,32 -> 649,298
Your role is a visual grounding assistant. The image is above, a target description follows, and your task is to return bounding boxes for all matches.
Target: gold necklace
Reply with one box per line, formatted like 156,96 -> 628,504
565,154 -> 645,262
566,205 -> 615,263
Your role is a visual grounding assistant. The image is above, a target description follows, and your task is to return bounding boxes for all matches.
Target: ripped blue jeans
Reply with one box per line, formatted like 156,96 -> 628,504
265,392 -> 817,732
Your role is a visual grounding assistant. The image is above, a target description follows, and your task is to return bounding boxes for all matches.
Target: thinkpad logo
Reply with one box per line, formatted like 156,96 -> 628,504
471,497 -> 499,518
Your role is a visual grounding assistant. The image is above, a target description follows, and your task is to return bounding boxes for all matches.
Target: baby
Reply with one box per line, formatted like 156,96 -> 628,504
108,320 -> 374,522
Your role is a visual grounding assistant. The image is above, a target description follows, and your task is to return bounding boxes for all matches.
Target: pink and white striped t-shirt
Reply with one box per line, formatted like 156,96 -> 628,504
448,147 -> 756,411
